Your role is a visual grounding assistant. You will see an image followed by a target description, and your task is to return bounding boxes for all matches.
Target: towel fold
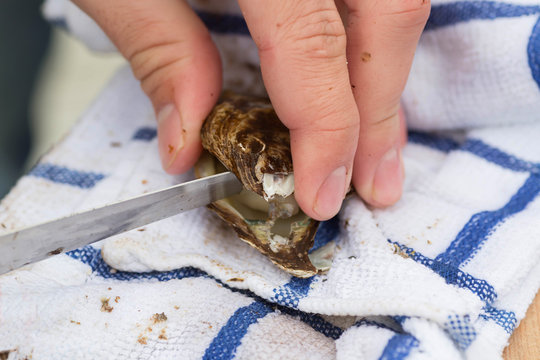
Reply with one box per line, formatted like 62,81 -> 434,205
0,0 -> 539,358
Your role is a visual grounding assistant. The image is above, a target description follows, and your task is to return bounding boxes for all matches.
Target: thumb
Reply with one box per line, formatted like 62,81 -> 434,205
72,0 -> 222,173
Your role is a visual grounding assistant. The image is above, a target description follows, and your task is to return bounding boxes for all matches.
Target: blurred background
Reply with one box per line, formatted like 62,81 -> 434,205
0,0 -> 125,199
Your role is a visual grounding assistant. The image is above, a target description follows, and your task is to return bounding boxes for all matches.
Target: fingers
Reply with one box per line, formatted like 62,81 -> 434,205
343,0 -> 430,206
238,0 -> 360,221
72,0 -> 221,173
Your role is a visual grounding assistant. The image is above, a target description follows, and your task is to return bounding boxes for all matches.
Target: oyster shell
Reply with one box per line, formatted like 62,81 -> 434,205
195,92 -> 326,278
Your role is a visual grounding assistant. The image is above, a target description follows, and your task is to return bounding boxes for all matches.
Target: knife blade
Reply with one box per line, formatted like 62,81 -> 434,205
0,171 -> 243,275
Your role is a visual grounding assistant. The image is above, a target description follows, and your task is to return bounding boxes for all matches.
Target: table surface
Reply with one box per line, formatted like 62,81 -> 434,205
503,289 -> 540,359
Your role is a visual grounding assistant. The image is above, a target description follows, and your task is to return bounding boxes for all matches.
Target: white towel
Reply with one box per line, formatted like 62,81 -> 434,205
1,1 -> 539,359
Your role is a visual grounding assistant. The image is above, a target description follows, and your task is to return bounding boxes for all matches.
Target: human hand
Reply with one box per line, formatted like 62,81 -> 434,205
72,0 -> 430,221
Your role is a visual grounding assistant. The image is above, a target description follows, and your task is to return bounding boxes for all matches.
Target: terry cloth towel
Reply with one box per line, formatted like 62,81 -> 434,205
1,0 -> 539,359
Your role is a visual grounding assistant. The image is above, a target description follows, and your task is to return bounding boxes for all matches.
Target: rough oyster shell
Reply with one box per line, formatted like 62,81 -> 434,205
195,92 -> 326,278
200,92 -> 295,199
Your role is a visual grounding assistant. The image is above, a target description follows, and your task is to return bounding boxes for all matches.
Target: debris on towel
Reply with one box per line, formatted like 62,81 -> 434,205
152,313 -> 167,323
100,298 -> 114,313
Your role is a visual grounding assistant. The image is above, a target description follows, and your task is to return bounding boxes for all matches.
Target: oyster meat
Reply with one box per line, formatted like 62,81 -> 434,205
195,92 -> 329,278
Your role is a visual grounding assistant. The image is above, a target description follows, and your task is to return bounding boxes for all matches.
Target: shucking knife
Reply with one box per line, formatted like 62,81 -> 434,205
0,172 -> 243,276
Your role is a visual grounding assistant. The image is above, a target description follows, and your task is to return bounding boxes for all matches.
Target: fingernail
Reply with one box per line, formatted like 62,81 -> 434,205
314,166 -> 348,220
371,147 -> 404,206
157,104 -> 185,170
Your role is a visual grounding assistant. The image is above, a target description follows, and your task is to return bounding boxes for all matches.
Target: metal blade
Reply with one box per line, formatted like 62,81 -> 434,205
0,172 -> 243,275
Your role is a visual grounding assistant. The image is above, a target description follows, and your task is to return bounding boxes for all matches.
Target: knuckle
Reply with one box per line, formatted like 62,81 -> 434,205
364,111 -> 401,136
293,98 -> 359,134
128,31 -> 213,101
384,0 -> 431,28
123,17 -> 212,89
129,39 -> 192,84
313,118 -> 360,134
263,4 -> 347,60
292,9 -> 347,59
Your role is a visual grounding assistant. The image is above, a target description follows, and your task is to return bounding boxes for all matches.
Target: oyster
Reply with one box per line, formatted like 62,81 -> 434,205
195,92 -> 328,278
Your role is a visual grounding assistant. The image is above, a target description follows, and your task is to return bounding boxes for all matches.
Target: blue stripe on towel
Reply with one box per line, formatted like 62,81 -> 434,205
67,246 -> 206,280
203,301 -> 274,360
67,246 -> 343,341
310,215 -> 340,253
271,276 -> 315,308
436,174 -> 540,267
378,333 -> 419,360
408,132 -> 540,173
444,314 -> 477,350
461,139 -> 540,173
392,316 -> 409,326
196,11 -> 250,35
355,319 -> 401,333
48,17 -> 68,30
479,305 -> 517,334
426,1 -> 540,31
408,131 -> 460,153
388,241 -> 496,303
282,309 -> 344,340
29,164 -> 105,189
385,241 -> 519,339
271,216 -> 340,307
528,17 -> 540,90
132,127 -> 157,141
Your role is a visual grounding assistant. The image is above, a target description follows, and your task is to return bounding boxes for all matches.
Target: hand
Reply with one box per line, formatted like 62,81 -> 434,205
72,0 -> 430,221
